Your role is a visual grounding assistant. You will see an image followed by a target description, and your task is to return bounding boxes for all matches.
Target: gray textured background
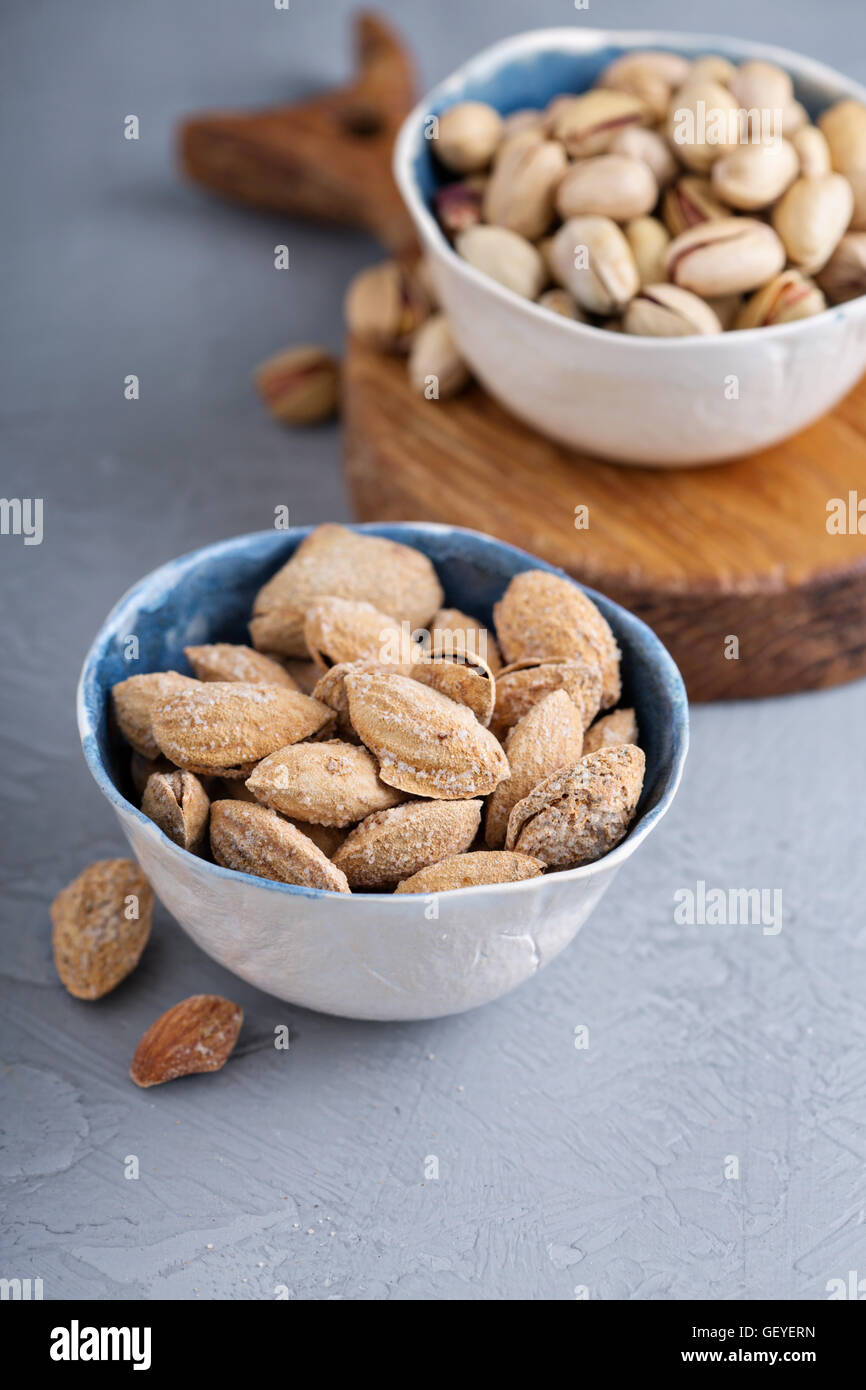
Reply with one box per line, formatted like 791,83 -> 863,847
2,0 -> 865,1301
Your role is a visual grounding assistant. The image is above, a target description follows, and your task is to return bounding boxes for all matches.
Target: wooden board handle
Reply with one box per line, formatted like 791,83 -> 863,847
178,11 -> 418,253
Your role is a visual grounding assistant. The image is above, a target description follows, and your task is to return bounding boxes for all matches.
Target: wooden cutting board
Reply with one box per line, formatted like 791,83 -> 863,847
343,337 -> 866,700
179,10 -> 866,701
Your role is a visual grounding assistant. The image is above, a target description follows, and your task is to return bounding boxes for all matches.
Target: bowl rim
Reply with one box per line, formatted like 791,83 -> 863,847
77,521 -> 689,903
393,25 -> 866,349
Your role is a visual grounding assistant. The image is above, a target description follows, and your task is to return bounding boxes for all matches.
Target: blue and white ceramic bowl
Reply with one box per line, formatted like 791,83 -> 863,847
394,29 -> 866,466
77,524 -> 688,1021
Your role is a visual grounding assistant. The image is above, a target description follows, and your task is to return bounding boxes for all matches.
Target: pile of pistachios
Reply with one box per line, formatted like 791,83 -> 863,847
424,51 -> 866,342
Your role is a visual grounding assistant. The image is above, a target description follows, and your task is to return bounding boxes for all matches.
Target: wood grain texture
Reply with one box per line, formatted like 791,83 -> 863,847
178,12 -> 417,253
344,338 -> 866,700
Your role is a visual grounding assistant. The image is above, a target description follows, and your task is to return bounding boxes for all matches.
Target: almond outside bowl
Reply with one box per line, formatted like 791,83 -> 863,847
77,524 -> 688,1021
393,28 -> 866,466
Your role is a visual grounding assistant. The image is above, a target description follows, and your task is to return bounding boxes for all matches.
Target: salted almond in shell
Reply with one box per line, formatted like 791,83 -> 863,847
395,850 -> 545,893
210,800 -> 350,892
312,660 -> 366,733
312,659 -> 413,738
303,596 -> 404,670
215,772 -> 344,850
151,681 -> 334,777
345,671 -> 509,799
491,659 -> 603,739
246,739 -> 405,827
51,859 -> 154,1000
112,671 -> 200,759
485,689 -> 585,847
429,607 -> 502,671
410,652 -> 496,726
506,745 -> 645,868
130,994 -> 243,1087
583,707 -> 639,755
493,569 -> 621,707
332,799 -> 482,889
250,524 -> 444,657
141,770 -> 210,852
184,643 -> 299,688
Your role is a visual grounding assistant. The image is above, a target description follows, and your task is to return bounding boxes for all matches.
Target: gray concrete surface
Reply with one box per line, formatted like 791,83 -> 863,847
1,0 -> 865,1301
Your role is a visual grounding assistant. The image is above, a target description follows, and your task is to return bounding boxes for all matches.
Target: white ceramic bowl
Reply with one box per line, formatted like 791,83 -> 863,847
77,524 -> 688,1021
394,28 -> 866,466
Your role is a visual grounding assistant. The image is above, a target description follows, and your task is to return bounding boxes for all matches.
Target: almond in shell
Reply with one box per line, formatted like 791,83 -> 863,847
583,707 -> 639,754
184,643 -> 299,688
506,745 -> 645,868
246,739 -> 405,827
493,570 -> 621,708
485,689 -> 585,847
141,770 -> 210,852
210,800 -> 350,892
130,994 -> 243,1087
312,659 -> 413,738
429,607 -> 502,671
51,859 -> 154,1000
151,682 -> 334,777
332,799 -> 482,889
216,772 -> 343,851
249,524 -> 444,657
345,671 -> 509,799
112,671 -> 200,759
410,653 -> 496,726
303,596 -> 404,670
214,772 -> 341,845
491,659 -> 603,739
395,850 -> 545,893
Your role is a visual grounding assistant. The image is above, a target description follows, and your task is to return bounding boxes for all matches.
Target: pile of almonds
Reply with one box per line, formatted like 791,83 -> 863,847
109,525 -> 645,894
51,527 -> 645,1085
